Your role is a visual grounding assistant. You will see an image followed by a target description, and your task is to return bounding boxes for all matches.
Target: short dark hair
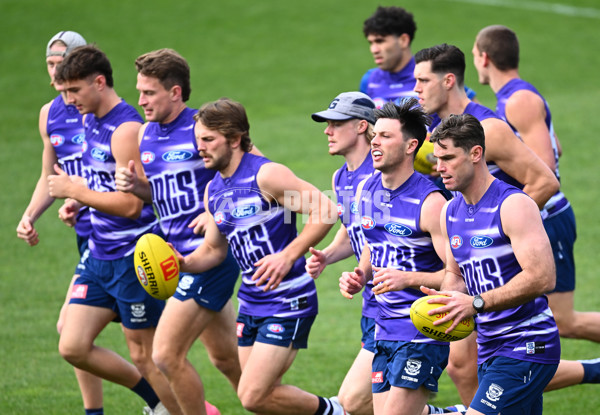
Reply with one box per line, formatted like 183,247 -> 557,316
374,98 -> 431,157
429,113 -> 485,155
363,6 -> 416,43
194,98 -> 253,153
476,25 -> 519,71
135,48 -> 191,102
415,43 -> 465,87
55,45 -> 114,87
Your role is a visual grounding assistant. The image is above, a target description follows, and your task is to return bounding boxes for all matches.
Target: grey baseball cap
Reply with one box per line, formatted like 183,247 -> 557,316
46,31 -> 87,57
312,91 -> 376,124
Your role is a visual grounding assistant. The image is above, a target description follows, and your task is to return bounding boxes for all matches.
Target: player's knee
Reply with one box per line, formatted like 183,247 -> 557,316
209,352 -> 239,376
58,336 -> 89,366
338,391 -> 371,414
549,307 -> 576,338
151,345 -> 170,374
237,384 -> 269,413
553,314 -> 581,338
129,345 -> 155,377
446,355 -> 477,384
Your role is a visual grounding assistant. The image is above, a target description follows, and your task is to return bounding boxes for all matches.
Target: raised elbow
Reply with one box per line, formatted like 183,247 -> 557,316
543,274 -> 556,294
548,176 -> 560,198
122,200 -> 145,220
540,267 -> 557,294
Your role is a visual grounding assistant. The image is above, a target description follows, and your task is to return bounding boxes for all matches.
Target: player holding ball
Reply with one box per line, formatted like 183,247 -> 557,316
424,113 -> 560,415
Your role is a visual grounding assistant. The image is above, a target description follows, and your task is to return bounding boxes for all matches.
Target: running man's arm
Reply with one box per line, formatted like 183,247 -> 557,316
425,194 -> 555,332
339,243 -> 371,299
179,186 -> 229,274
306,170 -> 356,278
48,121 -> 146,219
17,102 -> 59,245
480,192 -> 556,310
114,123 -> 152,203
306,224 -> 355,279
481,117 -> 559,209
372,191 -> 447,294
505,90 -> 556,171
253,162 -> 337,290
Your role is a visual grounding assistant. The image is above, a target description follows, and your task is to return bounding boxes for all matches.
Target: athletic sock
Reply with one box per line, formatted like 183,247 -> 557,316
85,409 -> 104,415
130,377 -> 160,409
315,396 -> 329,415
580,358 -> 600,383
427,404 -> 447,414
426,404 -> 467,414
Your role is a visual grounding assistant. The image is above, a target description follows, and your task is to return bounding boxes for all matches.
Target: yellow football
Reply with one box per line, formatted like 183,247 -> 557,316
134,233 -> 179,300
414,139 -> 437,175
410,295 -> 474,342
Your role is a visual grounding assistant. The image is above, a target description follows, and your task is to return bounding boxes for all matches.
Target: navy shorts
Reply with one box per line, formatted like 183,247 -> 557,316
371,340 -> 449,394
544,206 -> 576,293
236,313 -> 316,349
471,356 -> 558,414
74,235 -> 90,275
70,253 -> 165,329
361,316 -> 376,353
172,247 -> 240,312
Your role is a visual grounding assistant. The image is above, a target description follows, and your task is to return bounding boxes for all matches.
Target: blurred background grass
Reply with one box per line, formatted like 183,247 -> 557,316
1,0 -> 599,413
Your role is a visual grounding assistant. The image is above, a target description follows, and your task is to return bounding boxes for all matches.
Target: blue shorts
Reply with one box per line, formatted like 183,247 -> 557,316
371,340 -> 449,394
471,356 -> 558,415
361,316 -> 376,353
236,313 -> 315,349
172,247 -> 240,312
544,206 -> 576,293
70,253 -> 165,329
74,235 -> 90,275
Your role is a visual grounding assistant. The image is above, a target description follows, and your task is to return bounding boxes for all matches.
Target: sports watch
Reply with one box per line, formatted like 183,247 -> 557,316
472,295 -> 485,314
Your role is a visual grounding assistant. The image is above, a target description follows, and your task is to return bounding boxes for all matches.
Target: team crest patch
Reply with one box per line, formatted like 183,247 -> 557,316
470,235 -> 494,249
179,275 -> 194,291
130,303 -> 146,318
372,371 -> 384,383
485,383 -> 504,402
71,284 -> 88,299
451,235 -> 462,249
404,359 -> 422,376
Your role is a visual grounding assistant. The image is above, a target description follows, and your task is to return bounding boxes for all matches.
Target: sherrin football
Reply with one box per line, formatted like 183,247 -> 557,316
414,139 -> 437,175
410,295 -> 474,342
134,233 -> 179,300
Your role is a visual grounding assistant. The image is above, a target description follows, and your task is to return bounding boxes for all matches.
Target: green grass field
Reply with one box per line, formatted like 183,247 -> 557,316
2,0 -> 600,413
